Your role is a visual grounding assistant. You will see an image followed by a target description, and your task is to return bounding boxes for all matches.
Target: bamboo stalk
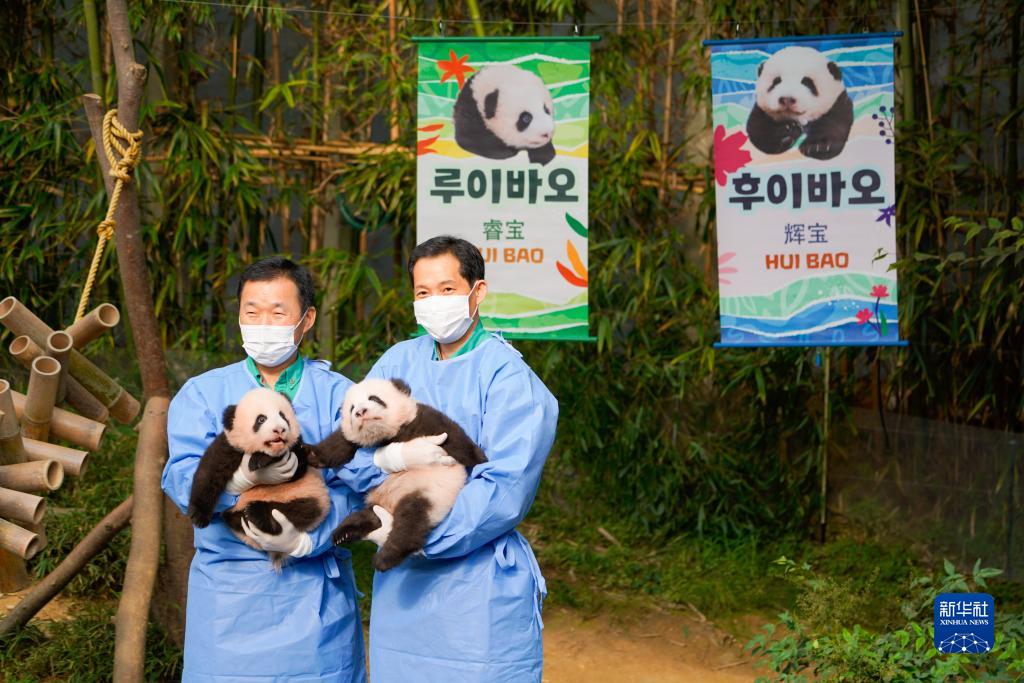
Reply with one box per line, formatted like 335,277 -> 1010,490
0,496 -> 132,636
0,383 -> 28,465
64,303 -> 120,349
83,0 -> 105,100
23,438 -> 89,478
0,297 -> 140,423
0,518 -> 41,561
9,335 -> 110,423
113,397 -> 169,681
0,488 -> 45,525
46,331 -> 73,403
0,460 -> 64,493
10,391 -> 105,451
23,356 -> 61,442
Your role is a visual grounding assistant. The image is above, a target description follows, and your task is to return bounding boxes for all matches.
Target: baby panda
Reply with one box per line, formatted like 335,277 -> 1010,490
746,46 -> 853,160
187,387 -> 328,570
453,64 -> 557,165
307,378 -> 486,571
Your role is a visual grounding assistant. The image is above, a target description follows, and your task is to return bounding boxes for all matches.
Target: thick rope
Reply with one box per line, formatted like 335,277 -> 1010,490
75,109 -> 143,321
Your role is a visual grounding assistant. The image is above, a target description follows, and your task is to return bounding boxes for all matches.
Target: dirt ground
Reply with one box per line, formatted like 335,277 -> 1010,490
1,591 -> 768,682
542,606 -> 766,683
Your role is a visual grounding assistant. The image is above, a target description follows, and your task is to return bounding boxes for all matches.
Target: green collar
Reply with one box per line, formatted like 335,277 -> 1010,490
432,320 -> 488,361
245,355 -> 305,400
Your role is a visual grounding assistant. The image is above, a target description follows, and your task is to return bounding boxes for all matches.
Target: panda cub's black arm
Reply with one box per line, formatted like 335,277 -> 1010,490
188,433 -> 245,528
396,404 -> 487,468
306,430 -> 360,469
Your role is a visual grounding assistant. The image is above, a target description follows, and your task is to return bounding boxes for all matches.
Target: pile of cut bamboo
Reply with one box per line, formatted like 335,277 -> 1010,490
0,296 -> 139,592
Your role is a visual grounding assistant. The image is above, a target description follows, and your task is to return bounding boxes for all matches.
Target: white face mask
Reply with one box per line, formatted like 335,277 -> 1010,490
414,283 -> 480,345
239,309 -> 308,367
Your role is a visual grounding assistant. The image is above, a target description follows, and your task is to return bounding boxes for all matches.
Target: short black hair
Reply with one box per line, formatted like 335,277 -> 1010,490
237,257 -> 316,311
408,236 -> 485,286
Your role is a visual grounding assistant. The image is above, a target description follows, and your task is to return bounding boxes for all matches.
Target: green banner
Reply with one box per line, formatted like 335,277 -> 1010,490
415,37 -> 594,341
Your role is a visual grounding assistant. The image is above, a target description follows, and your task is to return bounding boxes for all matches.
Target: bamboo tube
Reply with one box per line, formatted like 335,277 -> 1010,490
0,382 -> 27,465
0,488 -> 45,525
0,496 -> 132,635
0,460 -> 64,493
23,438 -> 89,478
46,331 -> 73,403
0,297 -> 140,423
22,356 -> 61,442
64,303 -> 120,349
10,391 -> 105,451
10,336 -> 110,423
0,518 -> 41,560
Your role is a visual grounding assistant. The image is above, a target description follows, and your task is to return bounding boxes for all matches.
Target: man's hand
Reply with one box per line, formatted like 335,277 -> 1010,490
241,510 -> 313,557
225,451 -> 298,493
373,434 -> 456,473
366,506 -> 393,548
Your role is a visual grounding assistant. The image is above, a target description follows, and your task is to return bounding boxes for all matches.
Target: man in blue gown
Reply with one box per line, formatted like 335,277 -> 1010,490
162,257 -> 446,682
351,236 -> 559,682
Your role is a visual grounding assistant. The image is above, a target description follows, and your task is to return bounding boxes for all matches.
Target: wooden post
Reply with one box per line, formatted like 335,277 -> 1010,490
113,397 -> 169,681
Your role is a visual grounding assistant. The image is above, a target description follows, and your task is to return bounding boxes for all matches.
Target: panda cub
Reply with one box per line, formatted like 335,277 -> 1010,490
308,378 -> 486,571
746,46 -> 853,160
188,387 -> 329,570
453,64 -> 557,166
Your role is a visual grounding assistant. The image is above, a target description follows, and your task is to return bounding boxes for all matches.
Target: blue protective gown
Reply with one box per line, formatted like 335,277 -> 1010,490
346,332 -> 558,682
162,358 -> 369,683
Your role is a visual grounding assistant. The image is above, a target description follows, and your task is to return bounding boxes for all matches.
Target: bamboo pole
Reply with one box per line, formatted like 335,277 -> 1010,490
10,391 -> 106,451
0,496 -> 132,636
0,488 -> 45,525
0,382 -> 28,591
0,460 -> 64,493
65,303 -> 120,349
0,518 -> 41,560
113,397 -> 169,681
46,331 -> 73,404
24,438 -> 89,478
22,356 -> 61,442
0,383 -> 27,465
83,0 -> 105,102
0,297 -> 140,423
9,335 -> 110,423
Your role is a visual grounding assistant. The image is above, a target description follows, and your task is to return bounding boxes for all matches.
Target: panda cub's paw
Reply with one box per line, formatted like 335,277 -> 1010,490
800,137 -> 844,160
777,121 -> 803,150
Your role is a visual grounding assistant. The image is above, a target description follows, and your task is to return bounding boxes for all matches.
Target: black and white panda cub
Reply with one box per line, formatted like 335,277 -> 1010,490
746,46 -> 853,160
453,64 -> 557,166
307,378 -> 486,571
188,387 -> 329,570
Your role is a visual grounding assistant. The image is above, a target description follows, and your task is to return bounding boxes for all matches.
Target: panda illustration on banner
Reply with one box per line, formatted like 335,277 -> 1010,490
453,64 -> 557,165
746,45 -> 854,160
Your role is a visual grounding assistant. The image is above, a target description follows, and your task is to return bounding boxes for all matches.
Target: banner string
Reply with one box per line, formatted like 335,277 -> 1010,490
159,0 -> 957,29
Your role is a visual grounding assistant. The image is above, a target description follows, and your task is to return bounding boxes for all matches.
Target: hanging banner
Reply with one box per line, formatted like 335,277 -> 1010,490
705,33 -> 905,347
414,36 -> 598,341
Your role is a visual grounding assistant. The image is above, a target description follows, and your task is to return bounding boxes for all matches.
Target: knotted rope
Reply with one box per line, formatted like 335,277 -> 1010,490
75,109 -> 143,321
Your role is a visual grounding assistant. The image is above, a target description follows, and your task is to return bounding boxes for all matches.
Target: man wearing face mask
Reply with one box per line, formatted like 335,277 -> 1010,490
161,256 -> 446,682
345,236 -> 559,682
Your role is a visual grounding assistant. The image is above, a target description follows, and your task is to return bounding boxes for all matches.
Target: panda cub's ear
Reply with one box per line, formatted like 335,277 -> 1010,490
222,404 -> 237,431
483,89 -> 499,119
390,378 -> 413,396
827,61 -> 842,81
